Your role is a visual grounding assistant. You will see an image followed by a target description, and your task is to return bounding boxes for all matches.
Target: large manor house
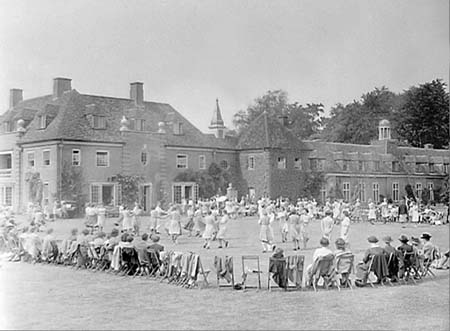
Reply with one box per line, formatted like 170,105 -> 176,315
0,78 -> 448,212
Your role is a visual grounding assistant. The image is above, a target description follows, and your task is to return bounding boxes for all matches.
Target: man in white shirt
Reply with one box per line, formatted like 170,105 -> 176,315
306,237 -> 333,285
321,210 -> 334,240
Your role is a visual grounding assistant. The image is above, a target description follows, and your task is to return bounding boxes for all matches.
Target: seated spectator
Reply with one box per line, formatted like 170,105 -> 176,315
420,233 -> 436,261
42,228 -> 58,262
305,237 -> 333,285
436,249 -> 449,269
355,236 -> 387,286
382,236 -> 400,281
334,238 -> 350,258
134,233 -> 151,252
397,235 -> 415,279
93,232 -> 106,250
148,234 -> 164,255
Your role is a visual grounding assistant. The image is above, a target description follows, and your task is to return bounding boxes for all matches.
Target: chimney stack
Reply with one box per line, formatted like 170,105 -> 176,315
9,89 -> 23,108
53,77 -> 72,98
130,82 -> 144,105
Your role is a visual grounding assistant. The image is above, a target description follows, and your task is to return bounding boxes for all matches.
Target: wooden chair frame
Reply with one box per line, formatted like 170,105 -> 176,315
267,255 -> 304,291
241,255 -> 261,290
216,256 -> 235,289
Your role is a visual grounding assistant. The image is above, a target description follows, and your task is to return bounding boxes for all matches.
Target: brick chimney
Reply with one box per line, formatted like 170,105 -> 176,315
9,89 -> 23,108
130,82 -> 144,105
53,77 -> 72,98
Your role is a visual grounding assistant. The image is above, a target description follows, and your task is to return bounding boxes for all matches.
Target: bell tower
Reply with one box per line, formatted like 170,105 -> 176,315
209,98 -> 226,138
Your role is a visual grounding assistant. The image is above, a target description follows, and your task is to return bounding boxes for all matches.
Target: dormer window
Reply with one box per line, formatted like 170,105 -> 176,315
136,119 -> 146,131
93,115 -> 106,129
173,122 -> 183,135
3,121 -> 13,133
38,115 -> 46,129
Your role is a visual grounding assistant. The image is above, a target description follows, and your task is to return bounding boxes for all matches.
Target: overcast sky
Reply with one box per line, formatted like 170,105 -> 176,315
0,0 -> 448,132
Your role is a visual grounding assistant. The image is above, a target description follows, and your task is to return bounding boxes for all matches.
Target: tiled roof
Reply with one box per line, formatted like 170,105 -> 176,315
236,112 -> 306,150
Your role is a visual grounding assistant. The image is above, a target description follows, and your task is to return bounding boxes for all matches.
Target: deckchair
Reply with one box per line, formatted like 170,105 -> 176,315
241,255 -> 262,290
367,254 -> 390,287
268,255 -> 304,291
215,256 -> 235,289
402,251 -> 421,284
422,248 -> 438,279
335,252 -> 354,290
310,254 -> 335,291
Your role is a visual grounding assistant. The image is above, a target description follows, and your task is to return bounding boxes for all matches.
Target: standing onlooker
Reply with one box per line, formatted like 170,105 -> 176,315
340,210 -> 351,247
398,199 -> 408,223
96,203 -> 106,232
320,210 -> 334,241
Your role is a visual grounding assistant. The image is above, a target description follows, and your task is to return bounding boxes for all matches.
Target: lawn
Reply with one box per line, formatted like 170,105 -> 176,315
0,215 -> 449,330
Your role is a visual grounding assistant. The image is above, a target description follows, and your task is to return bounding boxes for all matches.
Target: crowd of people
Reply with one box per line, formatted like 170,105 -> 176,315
1,193 -> 449,290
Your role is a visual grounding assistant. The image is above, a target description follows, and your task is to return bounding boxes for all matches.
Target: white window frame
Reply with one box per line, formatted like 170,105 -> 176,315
277,157 -> 286,169
392,182 -> 399,202
27,151 -> 35,168
141,151 -> 148,166
294,157 -> 302,170
90,183 -> 118,206
415,183 -> 422,199
38,115 -> 46,129
199,155 -> 206,170
358,182 -> 366,202
444,164 -> 449,174
176,154 -> 188,169
428,182 -> 434,201
93,115 -> 106,129
96,150 -> 110,167
248,156 -> 255,170
43,182 -> 49,204
320,187 -> 326,204
343,182 -> 350,202
42,149 -> 50,166
372,182 -> 379,203
72,149 -> 81,166
0,186 -> 13,206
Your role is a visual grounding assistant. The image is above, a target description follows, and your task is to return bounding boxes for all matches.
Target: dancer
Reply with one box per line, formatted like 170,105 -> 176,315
288,207 -> 301,251
299,208 -> 310,249
96,203 -> 106,233
340,210 -> 351,247
202,210 -> 216,249
192,206 -> 205,237
367,199 -> 377,224
277,206 -> 289,243
259,208 -> 275,253
167,205 -> 182,244
320,210 -> 334,241
216,210 -> 230,248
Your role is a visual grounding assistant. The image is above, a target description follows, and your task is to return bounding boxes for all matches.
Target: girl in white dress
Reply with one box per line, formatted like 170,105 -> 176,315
216,210 -> 230,248
259,208 -> 275,252
277,207 -> 289,243
168,205 -> 182,244
288,208 -> 301,251
367,199 -> 377,224
202,210 -> 216,249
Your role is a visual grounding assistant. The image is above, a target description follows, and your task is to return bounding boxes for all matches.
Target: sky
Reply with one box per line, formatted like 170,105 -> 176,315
0,0 -> 448,132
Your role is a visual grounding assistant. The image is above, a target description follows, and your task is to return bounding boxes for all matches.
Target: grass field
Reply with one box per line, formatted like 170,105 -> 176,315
0,215 -> 449,330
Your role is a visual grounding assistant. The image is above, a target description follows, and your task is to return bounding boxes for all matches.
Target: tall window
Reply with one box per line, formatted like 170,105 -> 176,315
96,151 -> 109,167
342,160 -> 348,171
248,156 -> 255,170
93,116 -> 106,129
374,161 -> 380,172
429,163 -> 435,173
358,182 -> 366,202
392,182 -> 399,202
43,182 -> 49,204
428,183 -> 434,201
141,151 -> 148,166
277,157 -> 286,169
199,155 -> 206,170
0,186 -> 13,206
317,159 -> 324,171
392,161 -> 399,172
42,150 -> 50,166
38,115 -> 46,129
4,121 -> 13,133
176,154 -> 188,169
72,149 -> 81,166
415,183 -> 422,199
294,157 -> 302,170
320,187 -> 326,204
343,182 -> 350,201
358,161 -> 364,171
372,183 -> 379,203
91,184 -> 101,204
136,119 -> 146,131
444,164 -> 449,174
27,152 -> 35,168
174,122 -> 183,135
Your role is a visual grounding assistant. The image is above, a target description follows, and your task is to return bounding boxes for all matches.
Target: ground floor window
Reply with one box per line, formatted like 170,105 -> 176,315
172,182 -> 198,204
428,182 -> 434,201
392,182 -> 399,202
415,182 -> 422,200
372,183 -> 379,203
320,187 -> 326,204
358,182 -> 366,202
0,185 -> 12,206
90,183 -> 119,206
139,183 -> 152,211
342,182 -> 350,201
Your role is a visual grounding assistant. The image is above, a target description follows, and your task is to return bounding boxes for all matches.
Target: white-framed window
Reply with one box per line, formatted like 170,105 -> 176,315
392,182 -> 399,202
277,157 -> 286,169
90,183 -> 118,206
96,151 -> 109,167
72,149 -> 81,166
141,151 -> 148,166
42,150 -> 50,166
220,160 -> 229,170
343,182 -> 350,201
294,157 -> 302,170
4,121 -> 13,133
38,115 -> 46,129
174,122 -> 183,135
27,152 -> 35,168
320,187 -> 326,204
93,116 -> 106,129
429,163 -> 435,173
374,161 -> 380,172
172,182 -> 199,204
428,183 -> 434,201
0,186 -> 13,206
90,184 -> 101,204
43,182 -> 49,204
248,156 -> 255,170
199,155 -> 206,170
444,164 -> 449,174
392,161 -> 399,172
415,183 -> 422,199
136,119 -> 146,131
358,182 -> 366,202
372,182 -> 379,203
176,154 -> 188,169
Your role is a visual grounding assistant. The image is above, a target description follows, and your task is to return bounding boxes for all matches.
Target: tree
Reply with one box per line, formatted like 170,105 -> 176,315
395,79 -> 449,149
25,172 -> 43,205
321,87 -> 401,144
113,174 -> 144,207
58,161 -> 86,215
233,90 -> 324,139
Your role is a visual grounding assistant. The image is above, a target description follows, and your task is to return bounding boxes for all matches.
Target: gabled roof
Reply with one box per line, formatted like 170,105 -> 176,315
236,112 -> 306,150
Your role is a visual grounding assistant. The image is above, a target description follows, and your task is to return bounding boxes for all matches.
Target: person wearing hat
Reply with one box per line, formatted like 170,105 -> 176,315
288,208 -> 301,251
334,238 -> 350,258
420,233 -> 436,261
355,236 -> 388,287
320,210 -> 334,241
305,237 -> 333,285
397,234 -> 414,279
148,234 -> 164,256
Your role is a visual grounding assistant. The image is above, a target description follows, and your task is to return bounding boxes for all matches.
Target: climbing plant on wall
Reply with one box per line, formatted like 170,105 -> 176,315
25,171 -> 43,205
112,174 -> 144,207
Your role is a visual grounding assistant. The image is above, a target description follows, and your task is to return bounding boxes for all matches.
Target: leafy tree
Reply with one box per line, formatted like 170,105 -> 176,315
321,87 -> 401,144
58,161 -> 86,215
395,79 -> 449,149
113,174 -> 144,207
25,172 -> 43,205
233,90 -> 324,139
